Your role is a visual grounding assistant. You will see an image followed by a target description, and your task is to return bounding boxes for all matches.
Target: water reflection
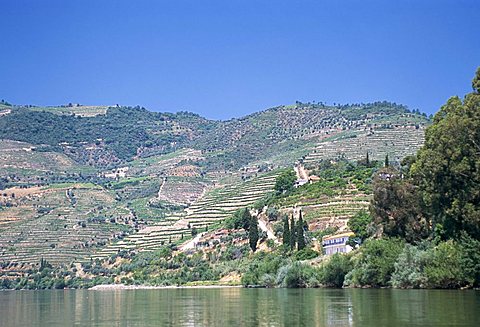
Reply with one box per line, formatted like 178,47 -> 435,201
0,288 -> 478,326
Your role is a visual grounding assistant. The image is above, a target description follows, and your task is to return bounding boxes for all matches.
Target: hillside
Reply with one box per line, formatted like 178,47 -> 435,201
0,100 -> 429,268
0,101 -> 428,170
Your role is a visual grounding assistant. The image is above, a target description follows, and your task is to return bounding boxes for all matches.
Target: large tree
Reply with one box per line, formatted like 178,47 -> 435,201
370,167 -> 430,243
274,169 -> 296,194
411,68 -> 480,240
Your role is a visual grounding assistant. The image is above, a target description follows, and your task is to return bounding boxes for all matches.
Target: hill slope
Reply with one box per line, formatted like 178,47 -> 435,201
0,100 -> 429,267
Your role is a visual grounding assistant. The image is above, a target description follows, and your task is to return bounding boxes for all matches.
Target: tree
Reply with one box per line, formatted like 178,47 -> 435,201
249,215 -> 259,252
371,168 -> 429,243
283,215 -> 290,248
320,253 -> 353,287
191,227 -> 198,237
411,67 -> 480,240
297,210 -> 306,250
384,154 -> 389,167
473,67 -> 480,92
274,169 -> 296,194
227,208 -> 251,230
266,207 -> 279,221
345,238 -> 404,287
347,210 -> 372,245
290,215 -> 296,251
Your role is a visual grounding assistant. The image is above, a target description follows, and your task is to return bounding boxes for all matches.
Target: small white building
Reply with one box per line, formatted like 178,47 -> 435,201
294,179 -> 308,188
322,232 -> 354,255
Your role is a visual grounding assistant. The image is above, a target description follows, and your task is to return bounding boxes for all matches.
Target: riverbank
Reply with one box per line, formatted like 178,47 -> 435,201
90,284 -> 243,290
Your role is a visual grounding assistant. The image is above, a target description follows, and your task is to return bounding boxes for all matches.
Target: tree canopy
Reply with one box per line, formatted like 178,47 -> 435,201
274,169 -> 296,194
411,67 -> 480,240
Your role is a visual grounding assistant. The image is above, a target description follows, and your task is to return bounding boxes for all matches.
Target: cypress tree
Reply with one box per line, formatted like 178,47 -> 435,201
283,215 -> 290,248
297,210 -> 306,250
249,215 -> 259,252
385,154 -> 389,167
241,208 -> 251,231
290,215 -> 296,251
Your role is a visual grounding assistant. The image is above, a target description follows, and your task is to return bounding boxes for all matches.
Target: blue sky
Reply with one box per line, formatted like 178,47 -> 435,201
1,0 -> 479,119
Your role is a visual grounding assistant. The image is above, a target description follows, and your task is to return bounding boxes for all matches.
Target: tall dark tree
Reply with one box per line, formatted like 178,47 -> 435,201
241,208 -> 252,231
283,215 -> 290,248
384,154 -> 389,167
371,167 -> 429,243
249,215 -> 259,252
411,67 -> 480,240
290,215 -> 296,251
226,208 -> 251,230
297,210 -> 306,250
274,169 -> 296,195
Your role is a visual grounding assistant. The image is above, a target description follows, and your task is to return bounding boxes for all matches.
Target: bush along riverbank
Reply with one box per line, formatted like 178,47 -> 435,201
239,236 -> 480,289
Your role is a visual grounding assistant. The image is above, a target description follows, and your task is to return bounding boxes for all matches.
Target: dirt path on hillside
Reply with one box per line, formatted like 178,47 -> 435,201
179,232 -> 206,251
258,219 -> 280,244
296,164 -> 309,180
157,177 -> 167,198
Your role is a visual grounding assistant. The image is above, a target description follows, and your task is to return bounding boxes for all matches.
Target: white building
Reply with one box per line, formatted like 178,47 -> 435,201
294,179 -> 308,188
322,232 -> 354,255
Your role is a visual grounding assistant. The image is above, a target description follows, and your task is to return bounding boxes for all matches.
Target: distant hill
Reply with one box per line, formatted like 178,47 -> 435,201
0,101 -> 428,169
0,100 -> 429,266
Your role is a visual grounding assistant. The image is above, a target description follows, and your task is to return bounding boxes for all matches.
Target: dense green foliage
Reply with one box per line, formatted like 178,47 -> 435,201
347,210 -> 372,245
318,253 -> 352,287
370,68 -> 480,242
0,107 -> 197,160
371,168 -> 429,242
282,215 -> 290,247
225,208 -> 251,230
274,169 -> 296,195
289,216 -> 296,251
345,238 -> 405,287
410,71 -> 480,240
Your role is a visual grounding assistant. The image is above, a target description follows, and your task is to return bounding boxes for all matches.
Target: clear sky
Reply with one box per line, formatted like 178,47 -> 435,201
1,0 -> 479,119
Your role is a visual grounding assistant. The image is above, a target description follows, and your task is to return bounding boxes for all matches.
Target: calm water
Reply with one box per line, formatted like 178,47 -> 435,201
0,288 -> 478,326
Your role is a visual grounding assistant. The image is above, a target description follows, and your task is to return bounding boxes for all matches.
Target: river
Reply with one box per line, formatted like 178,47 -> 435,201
0,288 -> 478,326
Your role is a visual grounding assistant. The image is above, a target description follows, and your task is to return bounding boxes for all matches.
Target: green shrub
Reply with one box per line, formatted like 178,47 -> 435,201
294,248 -> 319,261
275,262 -> 318,288
424,240 -> 466,288
319,253 -> 353,287
240,252 -> 286,287
345,238 -> 404,287
391,244 -> 429,288
458,234 -> 480,287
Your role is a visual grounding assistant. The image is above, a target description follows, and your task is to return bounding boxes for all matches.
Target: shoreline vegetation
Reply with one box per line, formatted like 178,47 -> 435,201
89,284 -> 243,290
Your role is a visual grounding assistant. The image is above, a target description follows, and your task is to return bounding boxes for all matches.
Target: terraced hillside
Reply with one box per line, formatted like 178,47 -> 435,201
27,104 -> 109,117
0,140 -> 95,187
89,171 -> 278,260
272,161 -> 378,234
302,185 -> 371,232
0,99 -> 429,268
0,184 -> 134,265
303,126 -> 425,165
